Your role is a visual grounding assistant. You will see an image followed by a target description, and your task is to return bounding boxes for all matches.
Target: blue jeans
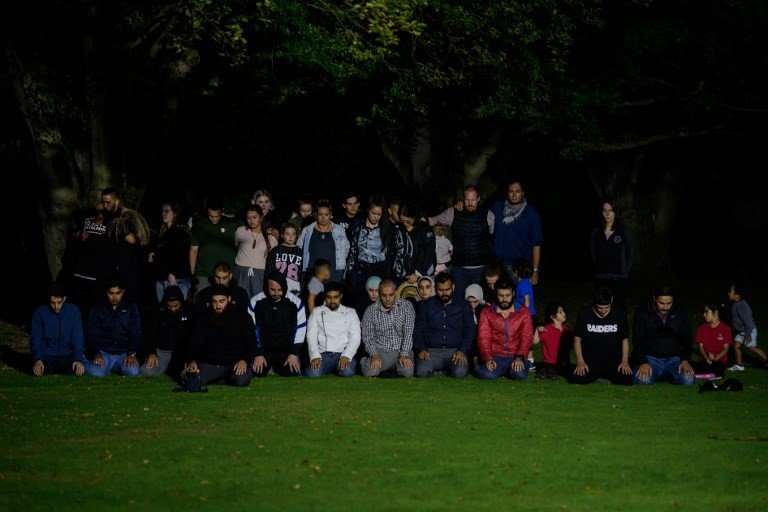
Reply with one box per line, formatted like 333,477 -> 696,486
634,355 -> 695,386
475,356 -> 531,380
304,352 -> 357,378
155,279 -> 191,303
85,351 -> 140,377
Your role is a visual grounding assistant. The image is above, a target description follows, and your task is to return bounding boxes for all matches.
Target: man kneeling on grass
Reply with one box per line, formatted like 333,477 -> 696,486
413,272 -> 475,378
570,287 -> 633,385
185,284 -> 258,388
85,279 -> 141,377
30,282 -> 85,376
360,279 -> 415,377
305,282 -> 361,377
475,280 -> 533,380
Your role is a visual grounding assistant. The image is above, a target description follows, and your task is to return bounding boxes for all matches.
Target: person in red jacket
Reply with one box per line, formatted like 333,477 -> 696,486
475,280 -> 533,380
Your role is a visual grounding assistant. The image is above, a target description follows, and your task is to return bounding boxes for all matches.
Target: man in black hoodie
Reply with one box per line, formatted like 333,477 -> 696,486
249,272 -> 307,376
185,284 -> 258,387
631,284 -> 695,385
140,286 -> 194,379
193,262 -> 251,315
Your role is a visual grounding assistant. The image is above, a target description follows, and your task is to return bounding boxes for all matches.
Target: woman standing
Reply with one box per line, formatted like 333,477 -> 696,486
589,199 -> 634,311
297,199 -> 349,287
149,202 -> 192,302
251,189 -> 280,239
393,203 -> 436,285
235,206 -> 277,297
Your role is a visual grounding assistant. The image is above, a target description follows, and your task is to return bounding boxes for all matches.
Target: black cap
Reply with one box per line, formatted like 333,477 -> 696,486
209,284 -> 231,298
162,286 -> 184,303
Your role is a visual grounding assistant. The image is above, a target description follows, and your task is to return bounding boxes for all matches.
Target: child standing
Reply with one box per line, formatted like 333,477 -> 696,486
727,284 -> 768,371
533,302 -> 570,380
694,301 -> 732,378
433,225 -> 453,274
512,258 -> 537,367
306,259 -> 332,314
265,223 -> 304,296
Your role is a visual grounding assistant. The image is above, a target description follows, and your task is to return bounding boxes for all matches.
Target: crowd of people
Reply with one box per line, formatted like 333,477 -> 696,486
29,181 -> 767,387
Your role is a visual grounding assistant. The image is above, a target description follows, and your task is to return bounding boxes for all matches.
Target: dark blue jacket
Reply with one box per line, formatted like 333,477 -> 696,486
30,302 -> 84,362
413,296 -> 476,354
631,298 -> 692,364
490,201 -> 542,266
85,300 -> 142,356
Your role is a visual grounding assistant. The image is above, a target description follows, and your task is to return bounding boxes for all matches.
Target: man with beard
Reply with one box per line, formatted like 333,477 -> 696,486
413,272 -> 475,378
185,284 -> 258,388
570,287 -> 633,385
249,272 -> 307,377
631,284 -> 695,386
140,285 -> 194,379
85,279 -> 142,377
305,282 -> 361,377
360,279 -> 415,378
428,185 -> 493,297
489,179 -> 542,285
475,280 -> 533,380
100,187 -> 151,303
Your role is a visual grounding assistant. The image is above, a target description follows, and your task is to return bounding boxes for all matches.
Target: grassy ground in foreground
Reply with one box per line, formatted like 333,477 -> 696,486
1,370 -> 767,512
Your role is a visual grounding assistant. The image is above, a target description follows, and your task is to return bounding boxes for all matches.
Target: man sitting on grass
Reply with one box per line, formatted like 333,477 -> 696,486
30,283 -> 85,376
570,287 -> 633,385
140,285 -> 194,379
413,272 -> 475,378
305,282 -> 360,377
185,284 -> 258,388
84,279 -> 142,377
631,284 -> 695,386
475,280 -> 533,380
360,279 -> 415,377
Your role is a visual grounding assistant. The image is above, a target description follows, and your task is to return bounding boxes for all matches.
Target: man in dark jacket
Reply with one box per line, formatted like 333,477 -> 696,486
249,272 -> 306,376
185,284 -> 258,387
631,284 -> 695,385
140,286 -> 194,379
84,279 -> 142,377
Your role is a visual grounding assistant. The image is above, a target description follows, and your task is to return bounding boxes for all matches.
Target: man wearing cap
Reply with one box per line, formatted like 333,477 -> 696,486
84,279 -> 142,377
305,282 -> 361,377
360,279 -> 415,377
185,284 -> 258,388
413,272 -> 476,378
140,286 -> 194,378
30,283 -> 85,376
249,272 -> 307,376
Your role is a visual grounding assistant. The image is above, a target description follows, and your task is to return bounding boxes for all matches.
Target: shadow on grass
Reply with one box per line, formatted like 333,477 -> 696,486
0,344 -> 32,374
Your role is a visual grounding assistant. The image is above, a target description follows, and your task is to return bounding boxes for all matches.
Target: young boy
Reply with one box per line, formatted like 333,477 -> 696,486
289,195 -> 314,232
306,258 -> 332,314
265,223 -> 304,296
433,225 -> 452,274
727,284 -> 768,371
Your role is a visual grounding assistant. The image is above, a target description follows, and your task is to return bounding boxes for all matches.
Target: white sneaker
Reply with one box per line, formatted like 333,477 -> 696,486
727,364 -> 745,372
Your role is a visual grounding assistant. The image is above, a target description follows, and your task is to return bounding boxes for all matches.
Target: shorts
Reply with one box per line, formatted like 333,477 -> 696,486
734,328 -> 758,349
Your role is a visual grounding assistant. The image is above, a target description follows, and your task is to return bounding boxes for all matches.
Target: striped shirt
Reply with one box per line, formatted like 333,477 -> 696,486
361,298 -> 415,356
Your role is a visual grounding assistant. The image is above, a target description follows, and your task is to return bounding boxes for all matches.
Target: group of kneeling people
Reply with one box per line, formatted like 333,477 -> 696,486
30,269 -> 725,388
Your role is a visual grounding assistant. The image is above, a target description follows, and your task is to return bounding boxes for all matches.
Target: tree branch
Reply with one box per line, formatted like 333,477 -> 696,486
588,126 -> 725,153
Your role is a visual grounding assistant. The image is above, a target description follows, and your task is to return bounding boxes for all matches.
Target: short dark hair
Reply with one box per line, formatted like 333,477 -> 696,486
544,301 -> 565,321
104,278 -> 124,290
434,272 -> 452,286
324,281 -> 343,294
495,280 -> 514,293
101,187 -> 120,199
316,199 -> 332,212
314,259 -> 331,273
594,286 -> 613,306
653,284 -> 675,298
50,282 -> 66,298
213,261 -> 232,274
280,222 -> 297,234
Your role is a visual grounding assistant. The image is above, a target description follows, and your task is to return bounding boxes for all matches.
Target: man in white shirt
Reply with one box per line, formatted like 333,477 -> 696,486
305,282 -> 361,377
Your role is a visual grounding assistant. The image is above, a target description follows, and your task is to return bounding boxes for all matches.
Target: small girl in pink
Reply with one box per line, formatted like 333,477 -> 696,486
533,301 -> 570,380
694,301 -> 732,378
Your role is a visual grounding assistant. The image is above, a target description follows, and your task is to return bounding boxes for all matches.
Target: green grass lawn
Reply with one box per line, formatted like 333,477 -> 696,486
2,280 -> 767,511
